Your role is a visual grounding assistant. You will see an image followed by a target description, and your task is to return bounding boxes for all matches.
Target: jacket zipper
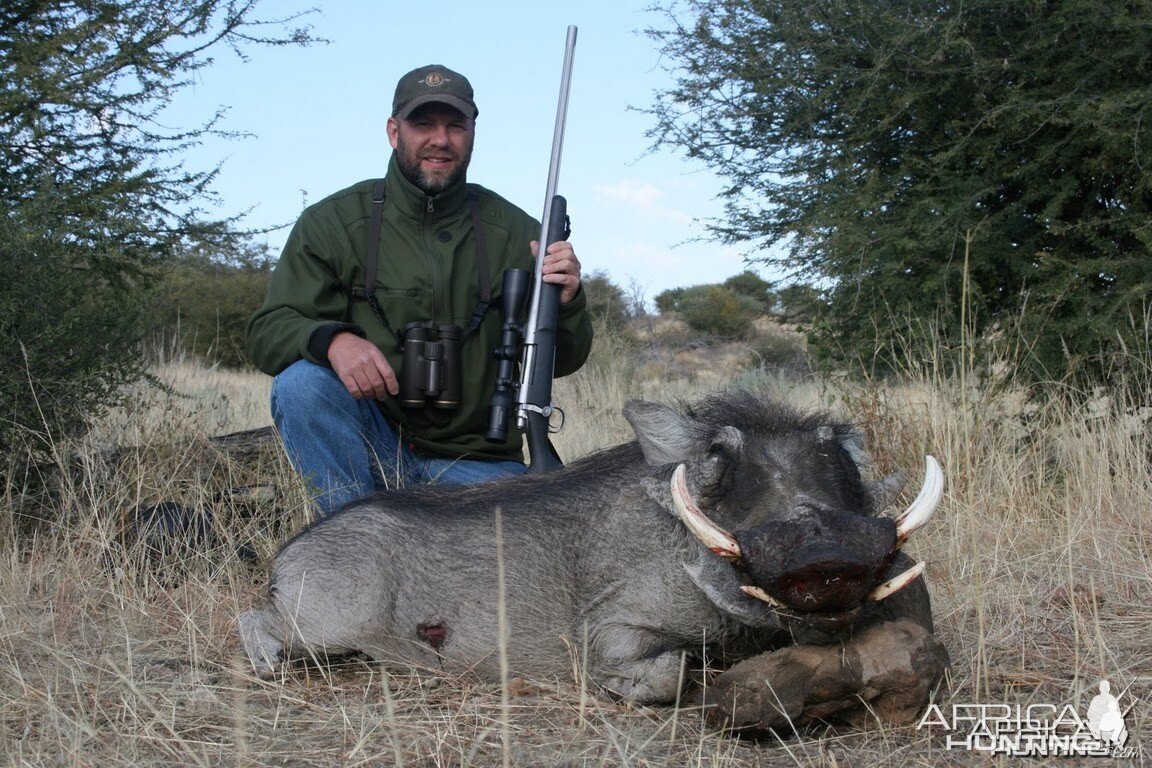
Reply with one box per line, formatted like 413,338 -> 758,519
423,195 -> 442,325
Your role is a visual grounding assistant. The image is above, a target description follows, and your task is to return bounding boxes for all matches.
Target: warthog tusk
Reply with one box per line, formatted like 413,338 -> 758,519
670,463 -> 743,561
867,561 -> 926,601
896,455 -> 944,543
740,584 -> 788,610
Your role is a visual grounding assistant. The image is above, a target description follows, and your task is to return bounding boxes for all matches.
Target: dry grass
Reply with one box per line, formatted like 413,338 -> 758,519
1,350 -> 1149,766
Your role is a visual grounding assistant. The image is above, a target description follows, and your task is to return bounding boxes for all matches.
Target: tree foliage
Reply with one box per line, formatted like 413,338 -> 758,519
1,195 -> 149,465
2,2 -> 314,258
721,270 -> 776,311
581,269 -> 643,335
1,1 -> 314,476
655,281 -> 765,339
647,0 -> 1152,383
773,283 -> 825,324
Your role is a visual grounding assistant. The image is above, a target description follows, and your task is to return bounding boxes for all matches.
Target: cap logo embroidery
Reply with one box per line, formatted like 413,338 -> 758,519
423,72 -> 446,87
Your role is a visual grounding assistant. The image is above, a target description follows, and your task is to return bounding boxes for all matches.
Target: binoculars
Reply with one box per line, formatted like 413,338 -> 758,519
398,321 -> 462,409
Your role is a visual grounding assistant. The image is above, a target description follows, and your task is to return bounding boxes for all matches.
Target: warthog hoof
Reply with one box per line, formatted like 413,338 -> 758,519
705,618 -> 949,735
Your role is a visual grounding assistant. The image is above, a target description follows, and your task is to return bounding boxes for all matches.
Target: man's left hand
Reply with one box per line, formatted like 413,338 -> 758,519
533,240 -> 582,305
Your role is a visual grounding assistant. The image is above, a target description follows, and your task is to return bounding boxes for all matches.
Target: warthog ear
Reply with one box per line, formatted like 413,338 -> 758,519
829,425 -> 874,474
623,399 -> 701,466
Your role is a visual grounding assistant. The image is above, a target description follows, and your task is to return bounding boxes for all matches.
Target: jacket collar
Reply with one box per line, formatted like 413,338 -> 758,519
384,153 -> 469,219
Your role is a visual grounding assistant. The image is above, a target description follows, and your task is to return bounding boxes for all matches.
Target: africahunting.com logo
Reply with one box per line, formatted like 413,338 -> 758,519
917,679 -> 1138,758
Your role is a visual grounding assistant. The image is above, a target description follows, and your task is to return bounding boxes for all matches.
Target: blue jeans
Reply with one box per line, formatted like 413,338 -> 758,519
270,360 -> 527,516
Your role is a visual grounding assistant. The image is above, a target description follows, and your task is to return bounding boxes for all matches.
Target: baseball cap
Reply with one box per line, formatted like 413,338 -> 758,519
392,65 -> 478,121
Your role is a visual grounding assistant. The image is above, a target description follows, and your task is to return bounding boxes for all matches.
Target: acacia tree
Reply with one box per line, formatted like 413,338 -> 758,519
646,0 -> 1152,383
0,1 -> 315,478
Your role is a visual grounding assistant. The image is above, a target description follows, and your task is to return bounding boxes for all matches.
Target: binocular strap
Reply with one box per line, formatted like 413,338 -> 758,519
356,181 -> 494,348
462,190 -> 492,344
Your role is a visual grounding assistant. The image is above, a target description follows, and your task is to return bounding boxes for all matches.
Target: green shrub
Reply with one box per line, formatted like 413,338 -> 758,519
745,325 -> 810,372
672,285 -> 760,338
0,202 -> 151,480
653,286 -> 684,315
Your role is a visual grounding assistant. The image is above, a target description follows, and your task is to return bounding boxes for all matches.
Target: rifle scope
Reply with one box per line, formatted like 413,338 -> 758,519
484,268 -> 531,443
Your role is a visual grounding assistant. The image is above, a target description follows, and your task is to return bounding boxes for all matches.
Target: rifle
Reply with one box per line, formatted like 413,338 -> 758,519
484,25 -> 577,473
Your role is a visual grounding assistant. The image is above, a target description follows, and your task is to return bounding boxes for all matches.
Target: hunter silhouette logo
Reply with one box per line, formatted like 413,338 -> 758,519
1087,680 -> 1129,747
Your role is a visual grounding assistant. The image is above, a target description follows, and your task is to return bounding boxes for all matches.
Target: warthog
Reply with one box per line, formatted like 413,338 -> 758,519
240,391 -> 948,730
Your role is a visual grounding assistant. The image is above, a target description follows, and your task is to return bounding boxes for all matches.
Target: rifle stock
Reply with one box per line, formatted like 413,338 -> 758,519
519,195 -> 568,473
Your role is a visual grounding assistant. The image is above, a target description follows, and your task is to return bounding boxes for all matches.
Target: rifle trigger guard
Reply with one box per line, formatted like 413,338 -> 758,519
523,403 -> 565,433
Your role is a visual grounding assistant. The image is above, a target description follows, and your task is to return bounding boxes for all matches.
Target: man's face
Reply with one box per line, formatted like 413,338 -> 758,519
387,103 -> 475,195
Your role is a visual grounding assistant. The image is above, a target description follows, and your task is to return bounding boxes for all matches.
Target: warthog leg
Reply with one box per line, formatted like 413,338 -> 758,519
586,623 -> 696,704
704,618 -> 950,734
238,607 -> 284,678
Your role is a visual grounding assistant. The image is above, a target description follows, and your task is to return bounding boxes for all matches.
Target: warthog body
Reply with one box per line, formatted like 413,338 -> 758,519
240,391 -> 947,716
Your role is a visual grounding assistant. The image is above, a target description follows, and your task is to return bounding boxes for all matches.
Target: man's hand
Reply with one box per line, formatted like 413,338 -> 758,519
327,332 -> 399,400
533,240 -> 582,305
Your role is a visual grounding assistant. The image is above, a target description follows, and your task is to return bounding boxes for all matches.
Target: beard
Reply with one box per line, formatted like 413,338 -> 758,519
394,134 -> 473,195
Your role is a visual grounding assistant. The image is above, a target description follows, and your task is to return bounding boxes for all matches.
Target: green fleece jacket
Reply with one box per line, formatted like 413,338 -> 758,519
246,154 -> 594,461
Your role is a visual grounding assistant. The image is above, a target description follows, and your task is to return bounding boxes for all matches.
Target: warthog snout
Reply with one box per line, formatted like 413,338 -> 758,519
735,511 -> 897,613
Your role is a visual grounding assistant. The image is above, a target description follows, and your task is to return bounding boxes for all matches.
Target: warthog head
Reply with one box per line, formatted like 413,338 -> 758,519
626,391 -> 942,632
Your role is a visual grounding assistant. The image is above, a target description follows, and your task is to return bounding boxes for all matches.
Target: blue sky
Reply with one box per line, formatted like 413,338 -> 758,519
165,1 -> 773,304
